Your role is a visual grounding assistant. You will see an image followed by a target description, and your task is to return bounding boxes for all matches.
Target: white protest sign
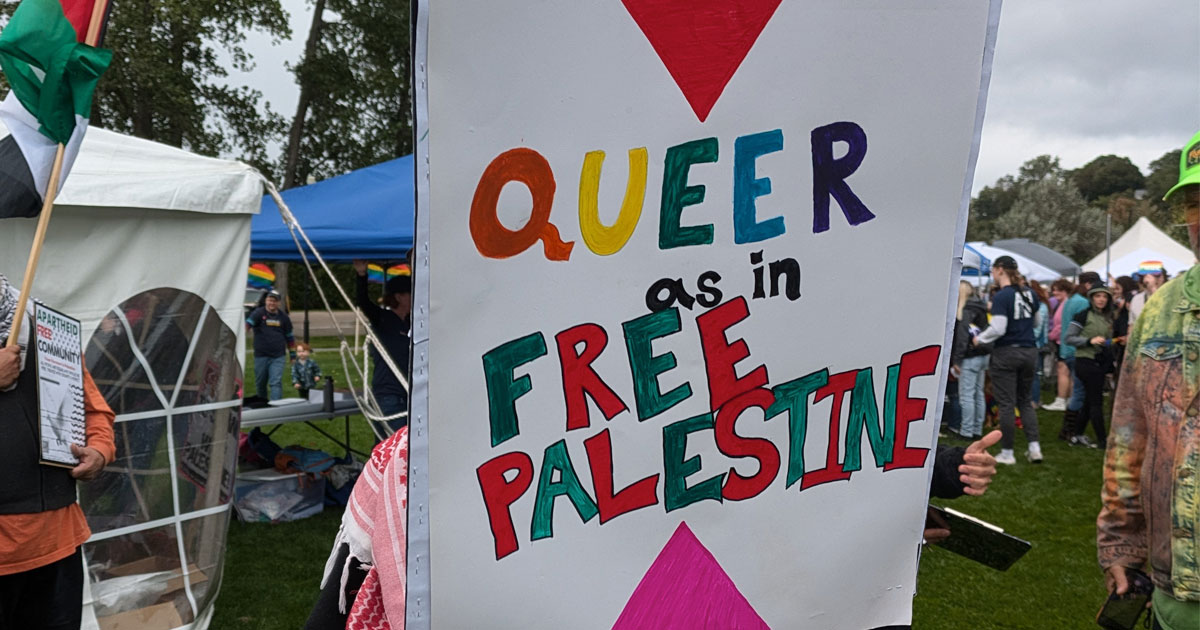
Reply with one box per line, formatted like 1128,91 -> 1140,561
35,304 -> 86,466
410,1 -> 999,628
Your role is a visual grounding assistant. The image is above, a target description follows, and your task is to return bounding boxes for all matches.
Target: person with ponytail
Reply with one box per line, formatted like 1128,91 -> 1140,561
973,256 -> 1045,464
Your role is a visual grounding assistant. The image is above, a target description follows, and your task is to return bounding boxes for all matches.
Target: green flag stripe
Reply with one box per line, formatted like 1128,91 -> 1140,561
0,0 -> 111,145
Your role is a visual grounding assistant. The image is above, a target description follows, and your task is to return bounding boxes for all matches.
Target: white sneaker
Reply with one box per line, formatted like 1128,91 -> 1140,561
996,449 -> 1016,465
1043,398 -> 1067,411
1027,442 -> 1044,463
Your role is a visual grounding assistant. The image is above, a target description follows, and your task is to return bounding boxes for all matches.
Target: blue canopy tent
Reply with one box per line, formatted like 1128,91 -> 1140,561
253,155 -> 415,262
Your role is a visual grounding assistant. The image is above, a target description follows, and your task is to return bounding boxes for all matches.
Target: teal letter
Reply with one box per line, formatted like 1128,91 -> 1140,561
842,368 -> 893,472
482,332 -> 547,446
766,368 -> 829,488
660,138 -> 718,249
623,308 -> 693,421
662,413 -> 724,512
531,440 -> 599,541
733,129 -> 785,244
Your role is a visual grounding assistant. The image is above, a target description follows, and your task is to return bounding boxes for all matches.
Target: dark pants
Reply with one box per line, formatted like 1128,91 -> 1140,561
0,547 -> 82,630
990,346 -> 1041,450
1073,357 -> 1108,444
304,543 -> 369,630
377,393 -> 408,432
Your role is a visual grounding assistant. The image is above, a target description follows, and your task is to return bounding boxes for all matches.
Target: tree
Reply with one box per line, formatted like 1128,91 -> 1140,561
1105,193 -> 1156,234
1017,154 -> 1065,184
994,178 -> 1106,262
67,0 -> 290,173
1144,149 -> 1182,208
280,0 -> 412,187
1070,155 -> 1145,204
967,155 -> 1065,241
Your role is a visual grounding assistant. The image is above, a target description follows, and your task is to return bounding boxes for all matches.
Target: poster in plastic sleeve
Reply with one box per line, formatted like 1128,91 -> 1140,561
410,1 -> 1001,628
35,303 -> 86,467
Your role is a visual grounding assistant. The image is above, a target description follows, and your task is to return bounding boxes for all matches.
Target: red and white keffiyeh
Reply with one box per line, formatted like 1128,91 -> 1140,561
321,427 -> 408,629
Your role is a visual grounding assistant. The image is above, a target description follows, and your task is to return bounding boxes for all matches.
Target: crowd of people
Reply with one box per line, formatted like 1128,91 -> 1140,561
946,262 -> 1176,464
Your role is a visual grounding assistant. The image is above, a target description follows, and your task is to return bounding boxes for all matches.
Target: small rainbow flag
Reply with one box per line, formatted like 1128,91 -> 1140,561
1137,261 -> 1164,275
367,263 -> 386,284
248,263 -> 275,289
367,263 -> 411,284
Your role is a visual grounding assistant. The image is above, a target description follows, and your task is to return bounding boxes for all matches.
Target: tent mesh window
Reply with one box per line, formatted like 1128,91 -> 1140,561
81,288 -> 241,626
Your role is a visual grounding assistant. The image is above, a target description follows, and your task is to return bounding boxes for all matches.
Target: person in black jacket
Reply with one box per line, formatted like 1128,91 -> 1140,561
352,260 -> 412,430
950,281 -> 991,439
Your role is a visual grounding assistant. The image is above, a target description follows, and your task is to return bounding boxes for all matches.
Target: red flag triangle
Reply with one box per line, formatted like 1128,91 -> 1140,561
622,0 -> 782,122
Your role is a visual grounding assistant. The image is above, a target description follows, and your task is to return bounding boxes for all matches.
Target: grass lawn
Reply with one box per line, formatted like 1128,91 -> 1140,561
216,342 -> 1113,628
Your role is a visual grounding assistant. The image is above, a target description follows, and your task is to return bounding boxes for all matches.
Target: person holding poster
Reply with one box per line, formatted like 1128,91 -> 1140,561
1098,131 -> 1200,630
974,256 -> 1045,465
0,274 -> 115,629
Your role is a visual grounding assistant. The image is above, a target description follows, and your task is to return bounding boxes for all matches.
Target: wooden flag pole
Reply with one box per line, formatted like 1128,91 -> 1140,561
4,1 -> 109,347
5,145 -> 67,348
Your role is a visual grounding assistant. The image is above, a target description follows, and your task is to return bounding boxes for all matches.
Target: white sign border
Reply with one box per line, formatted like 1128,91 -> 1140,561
406,1 -> 1005,627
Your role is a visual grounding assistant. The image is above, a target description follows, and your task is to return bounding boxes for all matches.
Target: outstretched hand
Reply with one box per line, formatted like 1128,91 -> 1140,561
960,430 -> 1001,496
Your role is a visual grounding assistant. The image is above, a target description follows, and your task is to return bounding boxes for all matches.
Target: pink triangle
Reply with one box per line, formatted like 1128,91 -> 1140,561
612,522 -> 770,630
622,0 -> 782,122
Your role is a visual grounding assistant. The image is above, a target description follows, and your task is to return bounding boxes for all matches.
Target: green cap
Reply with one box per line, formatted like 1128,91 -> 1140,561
1164,129 -> 1200,200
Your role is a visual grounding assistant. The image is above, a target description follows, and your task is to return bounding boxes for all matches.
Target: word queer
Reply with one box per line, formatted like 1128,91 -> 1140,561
475,297 -> 939,559
469,122 -> 876,261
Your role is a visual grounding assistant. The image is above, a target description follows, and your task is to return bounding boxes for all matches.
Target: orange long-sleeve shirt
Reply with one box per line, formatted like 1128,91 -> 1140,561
0,367 -> 115,576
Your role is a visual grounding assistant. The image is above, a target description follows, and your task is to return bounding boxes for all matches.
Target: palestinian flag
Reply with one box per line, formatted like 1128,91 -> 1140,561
0,0 -> 112,218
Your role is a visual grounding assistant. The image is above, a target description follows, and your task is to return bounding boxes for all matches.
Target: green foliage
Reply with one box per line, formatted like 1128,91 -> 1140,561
1070,155 -> 1145,204
1103,193 -> 1157,234
995,178 -> 1106,262
88,0 -> 290,173
968,156 -> 1065,242
282,262 -> 387,313
280,0 -> 412,186
1144,149 -> 1182,204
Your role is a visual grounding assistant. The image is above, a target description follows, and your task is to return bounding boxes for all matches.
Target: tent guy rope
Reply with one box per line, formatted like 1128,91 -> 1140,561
262,180 -> 409,439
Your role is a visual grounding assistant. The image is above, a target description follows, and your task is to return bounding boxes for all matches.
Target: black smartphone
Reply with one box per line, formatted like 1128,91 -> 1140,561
1096,568 -> 1153,630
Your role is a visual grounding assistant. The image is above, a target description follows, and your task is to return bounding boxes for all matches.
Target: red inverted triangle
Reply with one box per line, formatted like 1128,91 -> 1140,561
622,0 -> 782,122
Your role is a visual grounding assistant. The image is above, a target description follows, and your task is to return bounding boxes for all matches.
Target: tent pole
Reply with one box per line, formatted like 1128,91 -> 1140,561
1105,213 -> 1111,281
304,271 -> 311,343
6,145 -> 66,348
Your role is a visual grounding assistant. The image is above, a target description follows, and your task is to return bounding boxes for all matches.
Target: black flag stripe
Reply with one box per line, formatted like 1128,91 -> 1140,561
0,134 -> 42,218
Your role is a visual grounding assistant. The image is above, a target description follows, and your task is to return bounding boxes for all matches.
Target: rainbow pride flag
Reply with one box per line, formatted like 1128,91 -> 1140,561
1137,260 -> 1165,275
367,263 -> 411,284
248,263 -> 275,289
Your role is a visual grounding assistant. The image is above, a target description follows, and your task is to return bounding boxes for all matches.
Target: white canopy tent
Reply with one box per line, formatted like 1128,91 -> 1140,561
1083,217 -> 1196,277
0,126 -> 261,630
967,241 -> 1061,282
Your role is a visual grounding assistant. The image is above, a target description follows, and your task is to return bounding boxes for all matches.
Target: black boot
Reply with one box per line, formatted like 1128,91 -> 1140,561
1059,410 -> 1076,441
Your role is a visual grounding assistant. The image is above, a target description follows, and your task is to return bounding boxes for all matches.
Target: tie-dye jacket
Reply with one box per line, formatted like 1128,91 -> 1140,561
1097,267 -> 1200,600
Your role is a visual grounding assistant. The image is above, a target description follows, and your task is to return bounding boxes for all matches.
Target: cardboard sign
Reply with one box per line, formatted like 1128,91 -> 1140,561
410,1 -> 1000,628
35,303 -> 86,467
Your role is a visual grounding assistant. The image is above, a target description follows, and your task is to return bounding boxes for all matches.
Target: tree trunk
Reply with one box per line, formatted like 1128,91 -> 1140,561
275,263 -> 289,311
281,0 -> 327,190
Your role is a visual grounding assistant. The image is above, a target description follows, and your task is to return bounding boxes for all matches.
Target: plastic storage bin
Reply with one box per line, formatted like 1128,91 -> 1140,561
233,469 -> 325,523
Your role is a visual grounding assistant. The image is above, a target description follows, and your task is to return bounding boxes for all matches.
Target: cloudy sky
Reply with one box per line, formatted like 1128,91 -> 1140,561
233,0 -> 1199,193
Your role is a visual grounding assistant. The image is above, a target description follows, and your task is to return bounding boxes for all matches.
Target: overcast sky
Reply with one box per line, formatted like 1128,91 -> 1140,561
231,0 -> 1199,193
